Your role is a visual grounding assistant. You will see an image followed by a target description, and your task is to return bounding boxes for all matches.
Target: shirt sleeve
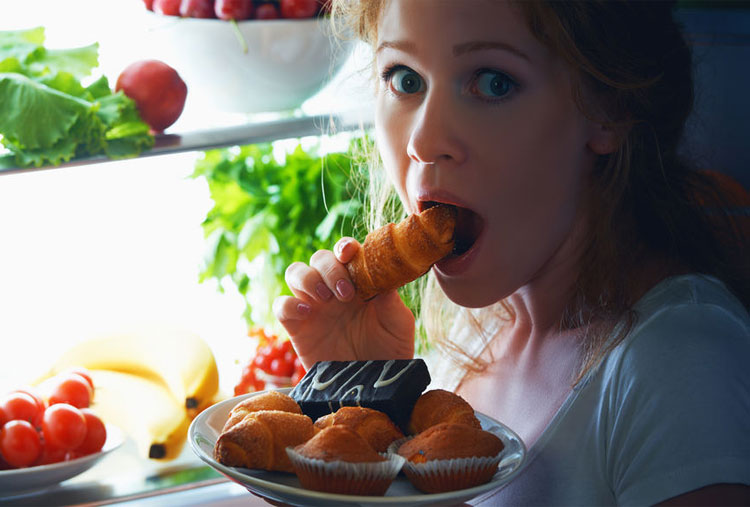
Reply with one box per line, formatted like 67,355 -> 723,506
605,302 -> 750,506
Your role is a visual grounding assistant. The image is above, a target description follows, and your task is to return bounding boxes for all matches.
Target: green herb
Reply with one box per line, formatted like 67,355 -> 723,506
192,136 -> 371,331
0,27 -> 153,168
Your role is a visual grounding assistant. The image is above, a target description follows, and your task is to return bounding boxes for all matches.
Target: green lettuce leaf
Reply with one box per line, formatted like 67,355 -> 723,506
0,28 -> 154,168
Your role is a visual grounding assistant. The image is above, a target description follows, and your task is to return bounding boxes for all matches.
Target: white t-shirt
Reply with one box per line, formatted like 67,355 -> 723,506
438,274 -> 750,506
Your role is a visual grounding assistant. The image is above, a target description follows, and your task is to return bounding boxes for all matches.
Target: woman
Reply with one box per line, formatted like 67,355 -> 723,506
273,1 -> 750,504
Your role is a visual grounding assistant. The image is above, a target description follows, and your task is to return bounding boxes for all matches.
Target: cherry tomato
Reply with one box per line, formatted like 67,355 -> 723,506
75,409 -> 107,456
214,0 -> 253,20
253,353 -> 271,373
48,374 -> 92,409
143,0 -> 155,10
280,339 -> 294,354
42,404 -> 87,451
153,0 -> 181,16
34,442 -> 68,466
0,406 -> 6,428
0,392 -> 43,426
0,420 -> 41,468
180,0 -> 216,18
63,368 -> 95,392
116,60 -> 187,133
280,0 -> 319,19
254,3 -> 279,19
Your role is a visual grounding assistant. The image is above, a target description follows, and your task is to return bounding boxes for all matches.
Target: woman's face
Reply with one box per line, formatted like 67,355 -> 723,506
375,0 -> 606,308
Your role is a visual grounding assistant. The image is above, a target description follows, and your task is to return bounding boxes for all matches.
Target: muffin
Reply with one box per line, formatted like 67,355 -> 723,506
396,422 -> 505,493
287,425 -> 405,495
314,406 -> 404,453
214,409 -> 314,473
408,389 -> 482,434
222,390 -> 303,432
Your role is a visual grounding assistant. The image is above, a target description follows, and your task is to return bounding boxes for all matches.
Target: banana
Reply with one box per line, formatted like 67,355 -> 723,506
42,325 -> 220,417
88,369 -> 190,460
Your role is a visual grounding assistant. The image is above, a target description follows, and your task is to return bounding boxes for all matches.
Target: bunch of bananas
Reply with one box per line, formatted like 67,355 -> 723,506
38,326 -> 221,461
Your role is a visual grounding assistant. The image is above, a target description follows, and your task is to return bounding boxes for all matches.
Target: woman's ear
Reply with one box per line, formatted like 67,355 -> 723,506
587,121 -> 623,155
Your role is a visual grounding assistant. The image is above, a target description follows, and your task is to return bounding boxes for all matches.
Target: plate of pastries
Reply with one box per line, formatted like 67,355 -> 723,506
189,359 -> 526,506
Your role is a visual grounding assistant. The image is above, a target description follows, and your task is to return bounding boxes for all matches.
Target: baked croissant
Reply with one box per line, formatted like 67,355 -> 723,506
346,205 -> 457,300
222,390 -> 302,433
214,410 -> 314,473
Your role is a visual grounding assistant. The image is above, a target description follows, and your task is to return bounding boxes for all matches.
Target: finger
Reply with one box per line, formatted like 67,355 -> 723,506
273,296 -> 311,328
310,249 -> 355,302
284,261 -> 332,304
333,237 -> 361,263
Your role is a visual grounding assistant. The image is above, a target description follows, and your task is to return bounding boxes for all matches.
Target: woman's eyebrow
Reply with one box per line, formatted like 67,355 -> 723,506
453,41 -> 530,62
376,40 -> 417,54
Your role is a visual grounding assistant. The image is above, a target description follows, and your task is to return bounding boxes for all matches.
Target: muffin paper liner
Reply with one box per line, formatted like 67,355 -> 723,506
387,435 -> 504,493
286,447 -> 405,496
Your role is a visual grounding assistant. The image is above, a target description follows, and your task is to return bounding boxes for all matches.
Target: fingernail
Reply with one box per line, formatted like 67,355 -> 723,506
297,303 -> 311,316
335,239 -> 350,257
336,279 -> 354,299
316,282 -> 333,301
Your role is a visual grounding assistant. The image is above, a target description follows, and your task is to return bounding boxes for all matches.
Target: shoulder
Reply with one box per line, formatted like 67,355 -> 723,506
595,274 -> 750,505
610,274 -> 749,379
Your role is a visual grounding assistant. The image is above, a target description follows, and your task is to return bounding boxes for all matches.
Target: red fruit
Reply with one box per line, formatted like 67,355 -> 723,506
116,60 -> 187,133
0,406 -> 6,428
0,392 -> 42,426
214,0 -> 252,20
42,404 -> 87,451
75,409 -> 107,456
48,374 -> 93,409
180,0 -> 216,18
153,0 -> 181,15
254,3 -> 279,19
63,368 -> 95,392
280,0 -> 319,19
34,442 -> 68,466
0,420 -> 41,468
143,0 -> 155,10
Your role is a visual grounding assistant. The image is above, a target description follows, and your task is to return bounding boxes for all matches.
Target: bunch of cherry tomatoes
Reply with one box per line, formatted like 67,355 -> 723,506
146,0 -> 328,21
0,369 -> 106,469
234,328 -> 306,395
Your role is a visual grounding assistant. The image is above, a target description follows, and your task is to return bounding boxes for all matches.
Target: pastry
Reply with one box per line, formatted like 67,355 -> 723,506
214,409 -> 314,473
396,422 -> 505,493
221,390 -> 302,432
289,359 -> 431,432
287,425 -> 405,495
408,389 -> 481,434
314,406 -> 404,453
346,204 -> 456,300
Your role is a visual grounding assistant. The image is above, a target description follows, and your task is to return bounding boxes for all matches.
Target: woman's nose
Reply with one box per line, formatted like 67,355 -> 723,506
406,92 -> 467,166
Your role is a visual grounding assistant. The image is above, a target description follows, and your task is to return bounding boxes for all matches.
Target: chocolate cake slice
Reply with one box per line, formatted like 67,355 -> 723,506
289,359 -> 431,432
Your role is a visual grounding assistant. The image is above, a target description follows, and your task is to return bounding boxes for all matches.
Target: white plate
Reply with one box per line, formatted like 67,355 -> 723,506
0,424 -> 123,495
190,389 -> 526,506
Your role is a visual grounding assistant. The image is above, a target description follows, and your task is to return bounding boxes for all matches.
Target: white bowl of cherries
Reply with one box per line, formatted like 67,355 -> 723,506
141,0 -> 353,113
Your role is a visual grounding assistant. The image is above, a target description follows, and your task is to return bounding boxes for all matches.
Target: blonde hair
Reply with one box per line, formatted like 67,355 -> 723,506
331,0 -> 749,383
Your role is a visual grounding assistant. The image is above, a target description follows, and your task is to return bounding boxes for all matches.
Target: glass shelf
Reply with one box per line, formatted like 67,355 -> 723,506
0,111 -> 372,177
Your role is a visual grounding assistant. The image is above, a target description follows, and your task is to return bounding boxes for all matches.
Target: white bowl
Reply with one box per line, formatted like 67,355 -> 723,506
143,14 -> 353,113
0,424 -> 124,496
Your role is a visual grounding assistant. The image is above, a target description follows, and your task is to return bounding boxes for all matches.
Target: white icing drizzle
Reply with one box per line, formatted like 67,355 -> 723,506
330,361 -> 372,400
296,359 -> 422,414
372,359 -> 415,388
299,361 -> 357,401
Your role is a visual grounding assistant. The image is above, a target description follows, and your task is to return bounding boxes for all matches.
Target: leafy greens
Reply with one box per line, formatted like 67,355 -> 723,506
192,137 -> 370,331
0,27 -> 153,168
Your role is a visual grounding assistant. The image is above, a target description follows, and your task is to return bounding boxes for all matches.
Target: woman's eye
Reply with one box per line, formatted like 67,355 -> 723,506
389,67 -> 425,94
472,70 -> 516,99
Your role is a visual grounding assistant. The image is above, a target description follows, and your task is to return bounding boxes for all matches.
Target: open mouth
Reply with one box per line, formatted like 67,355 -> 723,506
421,201 -> 483,257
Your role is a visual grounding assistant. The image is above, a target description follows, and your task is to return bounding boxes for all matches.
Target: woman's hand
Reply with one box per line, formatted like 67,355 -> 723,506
273,238 -> 416,369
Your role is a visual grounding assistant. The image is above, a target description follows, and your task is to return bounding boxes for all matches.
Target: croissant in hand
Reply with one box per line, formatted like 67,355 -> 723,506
346,205 -> 457,300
